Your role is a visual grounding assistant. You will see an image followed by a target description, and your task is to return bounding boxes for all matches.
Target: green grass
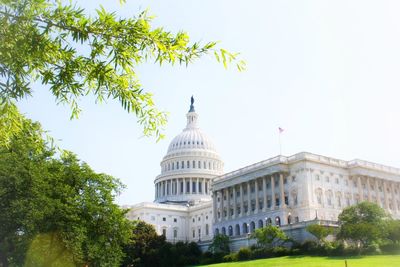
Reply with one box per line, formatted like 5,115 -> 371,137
198,255 -> 400,267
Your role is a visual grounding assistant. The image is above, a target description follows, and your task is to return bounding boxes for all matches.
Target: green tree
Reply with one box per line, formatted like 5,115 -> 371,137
121,220 -> 166,267
0,115 -> 132,266
337,202 -> 389,248
0,0 -> 245,145
385,219 -> 400,244
306,224 -> 334,245
251,225 -> 288,249
208,234 -> 230,255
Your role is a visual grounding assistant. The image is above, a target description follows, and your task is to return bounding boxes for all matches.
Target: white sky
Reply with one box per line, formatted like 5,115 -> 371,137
18,0 -> 400,205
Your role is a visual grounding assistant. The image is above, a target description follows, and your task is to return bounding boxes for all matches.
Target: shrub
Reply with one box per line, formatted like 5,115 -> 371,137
299,240 -> 319,255
272,246 -> 291,257
223,253 -> 238,262
380,243 -> 400,254
251,248 -> 271,259
237,247 -> 252,261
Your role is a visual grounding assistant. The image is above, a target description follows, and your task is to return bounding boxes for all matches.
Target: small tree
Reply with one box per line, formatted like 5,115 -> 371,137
338,202 -> 389,248
385,219 -> 400,244
306,224 -> 334,245
121,220 -> 166,267
251,225 -> 288,249
208,234 -> 230,255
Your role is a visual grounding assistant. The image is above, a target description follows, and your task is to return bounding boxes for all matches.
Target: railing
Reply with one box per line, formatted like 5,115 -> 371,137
214,152 -> 400,184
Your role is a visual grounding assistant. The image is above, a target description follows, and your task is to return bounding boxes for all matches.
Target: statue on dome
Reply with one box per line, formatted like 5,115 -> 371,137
189,95 -> 195,112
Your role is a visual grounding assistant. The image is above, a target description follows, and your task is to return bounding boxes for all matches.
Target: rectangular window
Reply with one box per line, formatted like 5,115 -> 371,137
186,182 -> 190,193
192,182 -> 196,193
180,182 -> 184,193
199,182 -> 202,193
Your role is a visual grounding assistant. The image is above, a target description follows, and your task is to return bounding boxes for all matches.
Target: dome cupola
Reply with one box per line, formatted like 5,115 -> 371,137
154,97 -> 224,205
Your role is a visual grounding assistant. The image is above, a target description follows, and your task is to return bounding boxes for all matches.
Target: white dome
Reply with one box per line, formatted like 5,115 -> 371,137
154,97 -> 224,205
167,127 -> 217,155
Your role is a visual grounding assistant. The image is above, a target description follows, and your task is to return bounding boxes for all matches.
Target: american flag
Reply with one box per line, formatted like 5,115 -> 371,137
278,127 -> 284,133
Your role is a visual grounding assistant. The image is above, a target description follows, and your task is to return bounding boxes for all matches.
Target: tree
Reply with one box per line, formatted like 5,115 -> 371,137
306,224 -> 334,245
121,220 -> 166,267
337,202 -> 389,248
385,219 -> 400,244
0,115 -> 132,266
0,0 -> 245,145
251,225 -> 288,249
208,234 -> 230,255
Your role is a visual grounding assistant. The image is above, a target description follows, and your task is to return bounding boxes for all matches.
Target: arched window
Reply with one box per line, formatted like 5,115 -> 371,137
162,228 -> 167,236
206,224 -> 209,235
192,161 -> 195,168
242,223 -> 248,234
198,161 -> 201,168
176,162 -> 179,169
235,224 -> 240,236
250,221 -> 256,233
228,226 -> 233,236
267,218 -> 272,225
258,219 -> 263,228
187,161 -> 190,168
203,161 -> 206,169
275,216 -> 281,226
173,228 -> 178,238
215,228 -> 219,235
181,161 -> 184,169
221,227 -> 226,235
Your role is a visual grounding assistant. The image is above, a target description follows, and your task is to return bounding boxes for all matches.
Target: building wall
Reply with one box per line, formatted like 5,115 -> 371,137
127,152 -> 400,251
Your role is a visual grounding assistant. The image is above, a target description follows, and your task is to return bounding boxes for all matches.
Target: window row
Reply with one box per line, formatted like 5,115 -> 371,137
163,160 -> 221,172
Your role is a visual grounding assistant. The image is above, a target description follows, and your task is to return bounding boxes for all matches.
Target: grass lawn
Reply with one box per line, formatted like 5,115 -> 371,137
198,255 -> 400,267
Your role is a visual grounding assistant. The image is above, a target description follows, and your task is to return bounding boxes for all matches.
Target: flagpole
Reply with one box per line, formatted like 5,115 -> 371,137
278,127 -> 284,155
279,131 -> 282,155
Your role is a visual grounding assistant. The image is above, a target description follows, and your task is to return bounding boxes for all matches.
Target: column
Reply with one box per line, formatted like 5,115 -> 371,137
383,181 -> 389,209
255,178 -> 259,213
366,177 -> 372,202
220,190 -> 224,221
375,178 -> 381,206
391,182 -> 397,213
163,181 -> 166,196
263,176 -> 267,212
271,176 -> 275,210
279,173 -> 286,208
240,183 -> 244,217
196,178 -> 199,194
358,176 -> 363,201
203,178 -> 206,194
213,190 -> 218,223
247,181 -> 251,215
227,187 -> 231,219
189,178 -> 192,194
233,185 -> 237,218
177,178 -> 181,195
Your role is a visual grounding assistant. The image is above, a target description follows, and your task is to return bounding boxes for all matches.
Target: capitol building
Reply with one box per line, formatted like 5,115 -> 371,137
127,98 -> 400,251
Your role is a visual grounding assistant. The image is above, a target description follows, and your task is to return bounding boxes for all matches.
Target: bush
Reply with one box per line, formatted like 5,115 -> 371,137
362,243 -> 381,255
251,248 -> 271,259
380,243 -> 400,254
298,240 -> 319,255
272,246 -> 291,257
223,253 -> 238,262
237,247 -> 252,261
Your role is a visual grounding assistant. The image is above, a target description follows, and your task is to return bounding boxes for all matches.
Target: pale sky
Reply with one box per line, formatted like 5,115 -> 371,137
18,0 -> 400,205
